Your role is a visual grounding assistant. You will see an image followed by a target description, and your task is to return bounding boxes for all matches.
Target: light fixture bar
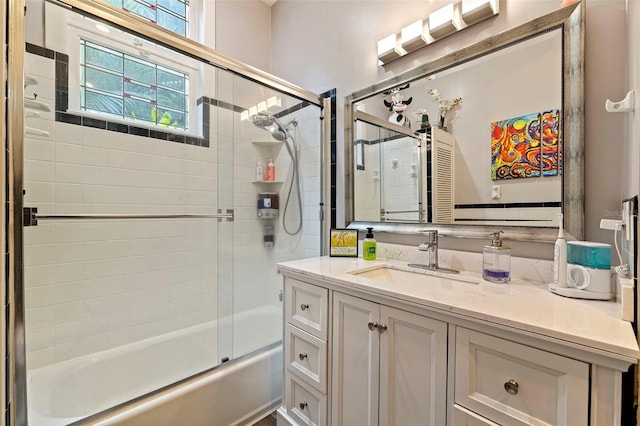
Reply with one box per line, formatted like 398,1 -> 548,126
377,33 -> 406,64
461,0 -> 498,25
401,20 -> 427,52
428,4 -> 459,40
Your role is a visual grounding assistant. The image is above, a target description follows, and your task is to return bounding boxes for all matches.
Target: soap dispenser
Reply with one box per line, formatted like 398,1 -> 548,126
482,231 -> 511,283
363,227 -> 377,261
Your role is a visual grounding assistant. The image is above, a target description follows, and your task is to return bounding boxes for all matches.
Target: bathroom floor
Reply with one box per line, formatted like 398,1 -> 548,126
253,412 -> 277,426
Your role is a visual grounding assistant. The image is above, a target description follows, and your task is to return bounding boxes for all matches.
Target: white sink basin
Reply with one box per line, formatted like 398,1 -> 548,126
348,264 -> 479,285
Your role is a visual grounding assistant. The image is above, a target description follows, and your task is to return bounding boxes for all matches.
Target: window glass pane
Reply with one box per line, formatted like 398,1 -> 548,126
157,68 -> 185,91
124,58 -> 156,85
158,0 -> 186,18
123,0 -> 156,21
125,81 -> 156,101
156,108 -> 185,129
157,10 -> 186,36
86,91 -> 124,115
157,88 -> 185,110
81,39 -> 188,130
86,68 -> 123,95
124,97 -> 155,123
85,45 -> 123,73
103,0 -> 123,7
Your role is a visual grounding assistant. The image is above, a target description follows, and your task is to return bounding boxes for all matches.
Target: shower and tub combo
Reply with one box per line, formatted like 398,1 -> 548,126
6,0 -> 327,424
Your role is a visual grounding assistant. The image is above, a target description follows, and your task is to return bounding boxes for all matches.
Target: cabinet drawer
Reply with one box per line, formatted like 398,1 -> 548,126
285,323 -> 327,393
455,328 -> 589,426
285,372 -> 327,426
452,404 -> 500,426
285,278 -> 328,340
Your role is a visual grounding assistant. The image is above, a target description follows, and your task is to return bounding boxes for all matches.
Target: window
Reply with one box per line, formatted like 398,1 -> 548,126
80,39 -> 190,130
103,0 -> 189,36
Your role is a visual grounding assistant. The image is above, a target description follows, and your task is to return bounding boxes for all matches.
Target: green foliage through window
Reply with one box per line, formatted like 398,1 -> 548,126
102,0 -> 188,37
80,39 -> 189,130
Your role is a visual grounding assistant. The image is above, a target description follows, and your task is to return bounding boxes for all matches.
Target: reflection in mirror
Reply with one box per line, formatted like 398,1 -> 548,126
345,3 -> 584,242
354,112 -> 422,223
355,29 -> 561,228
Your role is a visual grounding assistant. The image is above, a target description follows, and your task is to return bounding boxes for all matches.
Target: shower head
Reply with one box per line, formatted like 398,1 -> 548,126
250,113 -> 289,142
250,114 -> 276,129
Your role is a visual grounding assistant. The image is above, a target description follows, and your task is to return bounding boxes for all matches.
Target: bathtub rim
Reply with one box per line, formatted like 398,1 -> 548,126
64,340 -> 283,426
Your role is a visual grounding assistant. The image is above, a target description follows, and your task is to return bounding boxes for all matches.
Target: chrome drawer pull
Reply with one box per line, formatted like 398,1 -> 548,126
299,353 -> 308,361
299,401 -> 308,410
376,323 -> 388,333
504,379 -> 519,395
300,303 -> 310,310
367,321 -> 378,331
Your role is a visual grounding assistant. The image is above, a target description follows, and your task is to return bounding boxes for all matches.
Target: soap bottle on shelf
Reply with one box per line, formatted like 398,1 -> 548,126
266,159 -> 275,182
255,161 -> 264,182
363,227 -> 377,261
482,231 -> 510,283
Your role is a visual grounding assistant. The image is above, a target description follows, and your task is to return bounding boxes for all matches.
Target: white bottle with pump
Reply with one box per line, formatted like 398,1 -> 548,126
552,213 -> 568,289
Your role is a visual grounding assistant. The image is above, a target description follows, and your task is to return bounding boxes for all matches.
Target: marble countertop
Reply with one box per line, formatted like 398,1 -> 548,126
278,256 -> 639,362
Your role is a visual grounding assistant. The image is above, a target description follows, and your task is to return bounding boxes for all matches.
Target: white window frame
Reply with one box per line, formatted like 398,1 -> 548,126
45,1 -> 202,137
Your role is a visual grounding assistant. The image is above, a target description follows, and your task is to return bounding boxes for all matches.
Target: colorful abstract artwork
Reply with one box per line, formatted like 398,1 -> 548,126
491,113 -> 541,180
541,109 -> 560,176
490,110 -> 562,180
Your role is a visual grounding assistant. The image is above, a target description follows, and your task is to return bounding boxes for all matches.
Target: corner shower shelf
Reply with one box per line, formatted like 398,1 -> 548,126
251,140 -> 284,161
251,181 -> 284,187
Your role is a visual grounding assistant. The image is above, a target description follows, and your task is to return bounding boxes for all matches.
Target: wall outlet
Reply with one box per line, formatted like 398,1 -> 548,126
491,185 -> 501,200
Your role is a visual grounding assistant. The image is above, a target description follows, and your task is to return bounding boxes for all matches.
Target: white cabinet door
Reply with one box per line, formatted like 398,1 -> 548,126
378,306 -> 448,426
331,292 -> 380,426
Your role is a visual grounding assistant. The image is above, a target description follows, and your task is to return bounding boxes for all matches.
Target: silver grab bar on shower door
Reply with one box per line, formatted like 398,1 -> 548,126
22,207 -> 234,227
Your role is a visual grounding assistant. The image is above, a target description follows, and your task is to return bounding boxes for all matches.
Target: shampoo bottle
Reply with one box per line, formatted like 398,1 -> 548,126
266,159 -> 275,182
482,231 -> 511,283
553,213 -> 568,288
363,227 -> 377,261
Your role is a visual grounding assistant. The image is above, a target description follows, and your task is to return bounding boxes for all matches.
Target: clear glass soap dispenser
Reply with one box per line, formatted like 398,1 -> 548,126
482,231 -> 511,283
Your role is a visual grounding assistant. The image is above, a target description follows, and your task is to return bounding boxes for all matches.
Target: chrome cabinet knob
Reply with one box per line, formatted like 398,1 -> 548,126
504,379 -> 519,395
299,353 -> 308,361
300,303 -> 310,311
376,323 -> 387,333
299,401 -> 308,410
368,321 -> 378,331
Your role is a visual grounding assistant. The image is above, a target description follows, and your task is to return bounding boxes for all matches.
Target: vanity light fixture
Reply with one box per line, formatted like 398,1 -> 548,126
401,20 -> 428,52
378,0 -> 498,66
377,33 -> 406,64
428,4 -> 459,40
461,0 -> 498,26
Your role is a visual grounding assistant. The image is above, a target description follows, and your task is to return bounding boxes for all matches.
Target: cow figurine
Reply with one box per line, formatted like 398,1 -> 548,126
383,84 -> 412,128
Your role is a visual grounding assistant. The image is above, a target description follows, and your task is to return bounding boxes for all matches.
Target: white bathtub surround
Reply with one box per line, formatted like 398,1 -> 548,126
28,306 -> 281,426
277,256 -> 638,426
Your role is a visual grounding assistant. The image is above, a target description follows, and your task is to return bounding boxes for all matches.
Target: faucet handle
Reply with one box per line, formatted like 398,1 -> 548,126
420,229 -> 438,243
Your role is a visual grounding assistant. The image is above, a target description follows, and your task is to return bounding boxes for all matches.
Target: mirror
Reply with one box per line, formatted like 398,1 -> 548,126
345,3 -> 584,242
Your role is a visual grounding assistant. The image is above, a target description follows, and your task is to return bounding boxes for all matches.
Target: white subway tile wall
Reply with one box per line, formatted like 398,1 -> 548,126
24,52 -> 219,369
23,51 -> 324,368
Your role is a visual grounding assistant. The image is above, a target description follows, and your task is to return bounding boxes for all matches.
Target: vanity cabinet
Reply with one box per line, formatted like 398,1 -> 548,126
331,292 -> 447,426
452,327 -> 589,426
276,259 -> 637,426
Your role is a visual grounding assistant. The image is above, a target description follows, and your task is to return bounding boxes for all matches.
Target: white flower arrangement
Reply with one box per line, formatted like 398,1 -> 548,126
428,89 -> 462,128
412,108 -> 430,123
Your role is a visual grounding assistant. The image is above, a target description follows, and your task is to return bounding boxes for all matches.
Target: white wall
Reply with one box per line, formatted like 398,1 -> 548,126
270,0 -> 628,255
215,0 -> 272,72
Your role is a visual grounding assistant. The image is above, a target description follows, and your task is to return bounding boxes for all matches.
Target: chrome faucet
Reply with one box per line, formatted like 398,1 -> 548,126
408,230 -> 459,274
418,230 -> 439,269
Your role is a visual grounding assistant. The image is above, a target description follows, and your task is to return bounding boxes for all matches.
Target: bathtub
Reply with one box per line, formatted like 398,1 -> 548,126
28,306 -> 283,426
